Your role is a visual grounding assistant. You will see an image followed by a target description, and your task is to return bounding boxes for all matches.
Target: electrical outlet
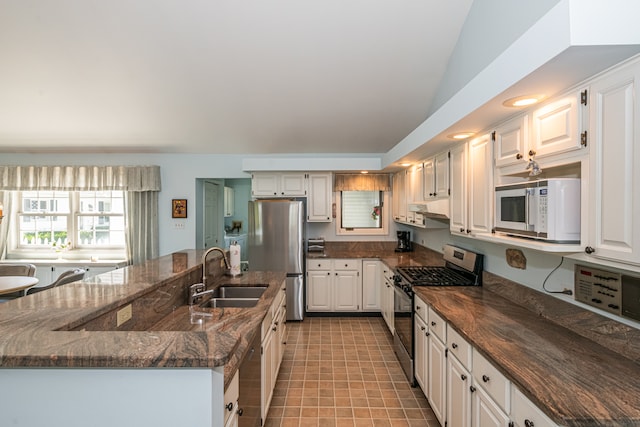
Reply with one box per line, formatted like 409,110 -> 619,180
116,304 -> 133,327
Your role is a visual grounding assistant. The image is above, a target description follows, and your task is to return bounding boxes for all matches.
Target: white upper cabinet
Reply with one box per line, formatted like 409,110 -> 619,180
449,142 -> 468,235
423,158 -> 435,199
251,172 -> 307,197
468,133 -> 494,236
307,173 -> 332,222
586,57 -> 640,265
494,114 -> 529,168
531,89 -> 587,159
434,151 -> 450,199
392,170 -> 407,223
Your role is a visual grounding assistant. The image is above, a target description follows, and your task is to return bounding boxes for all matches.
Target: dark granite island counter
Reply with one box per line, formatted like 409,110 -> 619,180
0,249 -> 286,427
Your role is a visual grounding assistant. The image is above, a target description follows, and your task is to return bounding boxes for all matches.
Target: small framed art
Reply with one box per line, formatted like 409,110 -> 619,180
172,199 -> 187,218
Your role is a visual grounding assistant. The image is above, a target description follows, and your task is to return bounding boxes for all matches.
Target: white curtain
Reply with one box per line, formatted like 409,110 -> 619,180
0,165 -> 161,264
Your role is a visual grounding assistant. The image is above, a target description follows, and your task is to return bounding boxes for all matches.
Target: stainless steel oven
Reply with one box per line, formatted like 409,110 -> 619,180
392,244 -> 483,385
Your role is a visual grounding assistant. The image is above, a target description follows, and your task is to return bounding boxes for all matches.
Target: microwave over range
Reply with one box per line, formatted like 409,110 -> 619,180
494,178 -> 581,243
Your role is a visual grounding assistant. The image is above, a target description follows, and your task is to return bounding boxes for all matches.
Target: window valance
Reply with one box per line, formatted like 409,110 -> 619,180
333,173 -> 391,192
0,165 -> 161,192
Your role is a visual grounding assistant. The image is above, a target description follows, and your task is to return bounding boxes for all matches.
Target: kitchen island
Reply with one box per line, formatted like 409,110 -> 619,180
0,249 -> 286,427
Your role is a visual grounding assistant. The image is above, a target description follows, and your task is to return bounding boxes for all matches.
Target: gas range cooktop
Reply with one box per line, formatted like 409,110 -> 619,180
396,266 -> 474,286
395,245 -> 484,288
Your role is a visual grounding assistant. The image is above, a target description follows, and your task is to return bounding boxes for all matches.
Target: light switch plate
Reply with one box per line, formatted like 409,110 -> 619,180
116,304 -> 133,327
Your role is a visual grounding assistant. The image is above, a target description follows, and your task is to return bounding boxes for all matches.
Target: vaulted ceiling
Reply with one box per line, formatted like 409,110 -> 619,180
0,0 -> 473,154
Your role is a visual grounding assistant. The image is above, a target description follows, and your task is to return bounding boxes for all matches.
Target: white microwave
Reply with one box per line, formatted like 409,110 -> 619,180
494,178 -> 581,243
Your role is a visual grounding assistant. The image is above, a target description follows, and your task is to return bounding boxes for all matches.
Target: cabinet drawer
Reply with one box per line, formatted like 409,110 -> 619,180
511,387 -> 558,427
223,370 -> 239,425
308,259 -> 332,270
473,349 -> 510,413
428,306 -> 446,343
414,295 -> 428,323
333,259 -> 360,270
447,325 -> 472,370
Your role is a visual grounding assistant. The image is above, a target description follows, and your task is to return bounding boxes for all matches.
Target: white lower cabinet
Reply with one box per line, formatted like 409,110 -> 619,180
414,295 -> 559,427
224,371 -> 240,427
306,259 -> 361,312
361,260 -> 381,311
261,282 -> 286,423
381,263 -> 395,334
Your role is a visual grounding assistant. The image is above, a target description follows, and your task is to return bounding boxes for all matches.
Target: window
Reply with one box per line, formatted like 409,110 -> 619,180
336,191 -> 389,236
15,190 -> 125,256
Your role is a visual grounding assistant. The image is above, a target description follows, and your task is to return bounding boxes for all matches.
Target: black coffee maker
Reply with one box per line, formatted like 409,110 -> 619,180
395,231 -> 413,252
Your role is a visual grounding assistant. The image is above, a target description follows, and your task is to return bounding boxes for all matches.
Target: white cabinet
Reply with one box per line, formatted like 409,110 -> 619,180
494,114 -> 529,168
362,260 -> 381,311
447,354 -> 472,427
586,58 -> 640,265
307,172 -> 332,222
414,312 -> 428,392
31,262 -> 121,287
450,134 -> 493,237
224,186 -> 234,217
381,264 -> 394,334
511,387 -> 558,427
224,370 -> 239,427
472,384 -> 510,427
251,172 -> 307,197
392,170 -> 407,222
531,89 -> 587,159
427,307 -> 447,426
261,283 -> 286,422
424,151 -> 450,200
406,164 -> 425,226
306,259 -> 361,312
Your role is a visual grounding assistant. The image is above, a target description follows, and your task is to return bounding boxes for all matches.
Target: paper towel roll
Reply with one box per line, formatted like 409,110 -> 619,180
229,241 -> 241,276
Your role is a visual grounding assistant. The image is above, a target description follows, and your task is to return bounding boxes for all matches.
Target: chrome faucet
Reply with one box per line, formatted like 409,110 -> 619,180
189,247 -> 231,305
201,246 -> 230,287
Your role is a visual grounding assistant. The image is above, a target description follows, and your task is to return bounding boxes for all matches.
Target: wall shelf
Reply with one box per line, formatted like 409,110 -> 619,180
471,233 -> 583,254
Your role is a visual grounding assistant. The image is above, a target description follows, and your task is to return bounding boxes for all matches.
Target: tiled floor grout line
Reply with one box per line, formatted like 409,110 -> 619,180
264,317 -> 439,427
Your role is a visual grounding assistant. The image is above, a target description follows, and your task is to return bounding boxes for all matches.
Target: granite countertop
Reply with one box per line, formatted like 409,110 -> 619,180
0,249 -> 286,388
414,285 -> 640,426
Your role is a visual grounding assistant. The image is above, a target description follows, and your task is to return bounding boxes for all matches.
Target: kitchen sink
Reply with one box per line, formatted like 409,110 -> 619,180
200,298 -> 260,308
211,285 -> 267,299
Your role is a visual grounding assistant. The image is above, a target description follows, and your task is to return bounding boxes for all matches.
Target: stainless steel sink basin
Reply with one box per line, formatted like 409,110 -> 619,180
200,298 -> 260,308
211,285 -> 267,299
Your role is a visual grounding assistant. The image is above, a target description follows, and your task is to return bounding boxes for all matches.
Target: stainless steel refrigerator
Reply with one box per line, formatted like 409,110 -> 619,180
248,199 -> 305,321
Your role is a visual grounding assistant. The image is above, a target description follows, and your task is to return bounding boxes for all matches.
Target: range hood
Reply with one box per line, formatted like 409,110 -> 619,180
409,200 -> 450,221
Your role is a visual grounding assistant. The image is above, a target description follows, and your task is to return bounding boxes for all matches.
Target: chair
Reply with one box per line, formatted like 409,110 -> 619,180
0,263 -> 36,277
0,263 -> 37,299
26,268 -> 86,295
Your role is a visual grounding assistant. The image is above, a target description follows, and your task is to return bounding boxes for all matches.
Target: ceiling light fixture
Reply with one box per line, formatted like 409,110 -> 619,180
446,132 -> 474,140
503,94 -> 545,108
360,170 -> 369,174
400,163 -> 411,167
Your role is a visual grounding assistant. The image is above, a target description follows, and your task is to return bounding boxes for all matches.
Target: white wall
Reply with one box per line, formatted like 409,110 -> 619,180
429,0 -> 561,114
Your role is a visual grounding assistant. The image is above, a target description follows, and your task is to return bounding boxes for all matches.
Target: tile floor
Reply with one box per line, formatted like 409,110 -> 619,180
264,317 -> 439,427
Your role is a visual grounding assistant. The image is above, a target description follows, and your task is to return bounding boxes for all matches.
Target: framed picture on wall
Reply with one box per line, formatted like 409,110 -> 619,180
172,199 -> 187,218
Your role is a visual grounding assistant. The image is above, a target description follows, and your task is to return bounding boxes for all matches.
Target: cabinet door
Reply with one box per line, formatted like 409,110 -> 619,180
447,355 -> 472,427
280,173 -> 307,196
414,315 -> 428,392
307,270 -> 332,311
392,171 -> 407,222
450,142 -> 468,235
468,133 -> 493,235
261,329 -> 274,422
428,335 -> 447,426
472,385 -> 510,427
381,276 -> 395,334
333,270 -> 360,311
434,151 -> 450,199
409,163 -> 424,204
423,158 -> 435,199
307,173 -> 332,222
494,114 -> 528,168
362,260 -> 381,311
251,173 -> 280,197
588,61 -> 640,265
531,90 -> 585,158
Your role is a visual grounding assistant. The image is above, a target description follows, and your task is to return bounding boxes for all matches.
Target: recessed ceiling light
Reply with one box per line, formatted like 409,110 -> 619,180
503,94 -> 545,108
446,132 -> 474,140
360,170 -> 369,174
400,163 -> 411,167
